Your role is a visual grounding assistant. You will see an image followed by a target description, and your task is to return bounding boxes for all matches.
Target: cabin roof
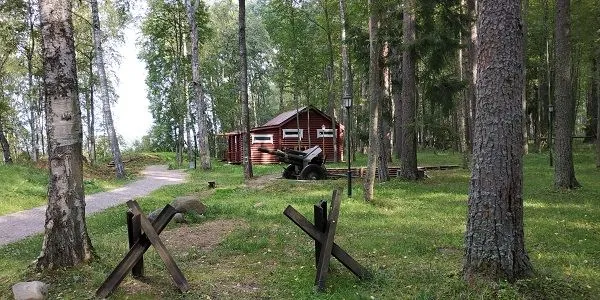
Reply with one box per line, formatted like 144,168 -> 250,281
253,106 -> 336,132
261,106 -> 308,127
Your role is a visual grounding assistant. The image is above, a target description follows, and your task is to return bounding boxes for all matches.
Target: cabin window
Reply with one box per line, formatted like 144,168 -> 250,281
317,128 -> 335,138
251,134 -> 273,144
282,129 -> 304,139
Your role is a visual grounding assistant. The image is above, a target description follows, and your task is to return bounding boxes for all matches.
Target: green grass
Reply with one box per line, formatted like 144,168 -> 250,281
0,149 -> 598,299
0,153 -> 175,216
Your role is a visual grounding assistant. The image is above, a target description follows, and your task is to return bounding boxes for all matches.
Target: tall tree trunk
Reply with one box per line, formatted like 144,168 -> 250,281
90,0 -> 125,178
339,0 -> 352,162
584,58 -> 597,143
553,0 -> 580,189
522,0 -> 529,155
37,0 -> 93,269
0,117 -> 12,164
462,0 -> 476,158
457,27 -> 467,157
399,0 -> 418,180
364,0 -> 380,201
596,53 -> 600,168
186,0 -> 211,170
391,43 -> 402,160
322,0 -> 338,162
464,0 -> 533,282
239,0 -> 253,179
87,57 -> 96,166
26,0 -> 38,162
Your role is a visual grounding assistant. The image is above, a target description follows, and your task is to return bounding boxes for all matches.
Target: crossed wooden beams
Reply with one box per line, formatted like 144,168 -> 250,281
96,200 -> 189,298
284,190 -> 371,291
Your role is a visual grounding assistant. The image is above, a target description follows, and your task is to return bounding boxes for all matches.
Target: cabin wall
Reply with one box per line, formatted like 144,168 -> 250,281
226,108 -> 345,164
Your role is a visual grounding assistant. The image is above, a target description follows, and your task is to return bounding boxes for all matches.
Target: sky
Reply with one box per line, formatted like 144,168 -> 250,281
113,14 -> 152,147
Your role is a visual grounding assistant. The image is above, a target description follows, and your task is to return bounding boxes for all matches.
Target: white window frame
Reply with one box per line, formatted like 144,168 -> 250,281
317,128 -> 335,138
251,134 -> 274,144
282,128 -> 304,139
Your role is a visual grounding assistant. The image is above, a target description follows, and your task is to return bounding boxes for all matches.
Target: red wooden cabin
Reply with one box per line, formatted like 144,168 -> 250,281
222,106 -> 344,164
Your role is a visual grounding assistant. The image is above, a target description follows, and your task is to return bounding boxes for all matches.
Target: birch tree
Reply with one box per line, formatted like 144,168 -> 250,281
186,0 -> 211,170
36,0 -> 93,269
90,0 -> 125,178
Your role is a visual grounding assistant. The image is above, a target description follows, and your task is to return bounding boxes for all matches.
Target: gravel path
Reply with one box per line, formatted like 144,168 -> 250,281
0,165 -> 186,247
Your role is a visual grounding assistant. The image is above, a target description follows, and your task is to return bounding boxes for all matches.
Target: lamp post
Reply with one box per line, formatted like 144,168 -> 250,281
549,104 -> 554,167
343,95 -> 352,197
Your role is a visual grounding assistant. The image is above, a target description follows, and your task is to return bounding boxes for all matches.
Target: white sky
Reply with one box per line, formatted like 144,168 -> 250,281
113,19 -> 152,146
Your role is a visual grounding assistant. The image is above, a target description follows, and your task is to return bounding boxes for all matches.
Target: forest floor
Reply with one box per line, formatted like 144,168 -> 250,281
0,148 -> 598,299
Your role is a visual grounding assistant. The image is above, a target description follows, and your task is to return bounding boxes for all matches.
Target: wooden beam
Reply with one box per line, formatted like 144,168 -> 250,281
283,205 -> 370,280
313,200 -> 327,268
126,211 -> 144,278
96,204 -> 177,298
315,190 -> 341,290
127,201 -> 189,293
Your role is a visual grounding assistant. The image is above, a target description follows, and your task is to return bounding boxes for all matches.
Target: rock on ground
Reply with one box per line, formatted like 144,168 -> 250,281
12,281 -> 48,300
170,196 -> 207,215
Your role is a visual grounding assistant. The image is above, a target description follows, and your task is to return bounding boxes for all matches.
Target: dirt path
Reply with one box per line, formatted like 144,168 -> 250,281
0,165 -> 186,247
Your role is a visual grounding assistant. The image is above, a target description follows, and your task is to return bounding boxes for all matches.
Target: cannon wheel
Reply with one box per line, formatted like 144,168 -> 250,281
299,164 -> 327,180
282,164 -> 297,179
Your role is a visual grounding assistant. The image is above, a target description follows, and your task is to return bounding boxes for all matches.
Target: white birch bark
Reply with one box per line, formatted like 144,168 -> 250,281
37,0 -> 93,269
186,0 -> 211,170
90,0 -> 125,178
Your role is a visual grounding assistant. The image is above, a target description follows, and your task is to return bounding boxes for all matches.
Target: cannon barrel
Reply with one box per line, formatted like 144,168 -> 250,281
257,147 -> 305,163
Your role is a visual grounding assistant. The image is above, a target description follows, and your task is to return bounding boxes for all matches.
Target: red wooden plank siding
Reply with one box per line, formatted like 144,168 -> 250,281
224,107 -> 344,164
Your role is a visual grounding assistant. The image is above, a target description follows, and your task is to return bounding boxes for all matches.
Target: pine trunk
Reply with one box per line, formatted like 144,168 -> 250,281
584,58 -> 597,143
391,42 -> 402,159
239,0 -> 253,179
596,54 -> 600,167
464,0 -> 533,282
553,0 -> 579,189
399,0 -> 418,180
522,0 -> 529,155
90,0 -> 125,178
37,0 -> 93,269
364,0 -> 380,201
319,0 -> 337,162
339,0 -> 352,162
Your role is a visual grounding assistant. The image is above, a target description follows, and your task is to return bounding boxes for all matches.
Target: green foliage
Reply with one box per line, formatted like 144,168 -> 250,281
139,0 -> 210,151
1,149 -> 598,298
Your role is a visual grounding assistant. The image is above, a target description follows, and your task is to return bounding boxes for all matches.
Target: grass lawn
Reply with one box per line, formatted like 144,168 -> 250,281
0,148 -> 598,299
0,153 -> 174,216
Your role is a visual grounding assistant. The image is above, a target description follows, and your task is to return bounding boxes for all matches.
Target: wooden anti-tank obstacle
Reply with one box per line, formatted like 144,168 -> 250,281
96,200 -> 189,298
284,190 -> 370,291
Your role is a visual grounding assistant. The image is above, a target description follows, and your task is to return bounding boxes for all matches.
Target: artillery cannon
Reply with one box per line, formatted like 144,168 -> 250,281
258,146 -> 327,180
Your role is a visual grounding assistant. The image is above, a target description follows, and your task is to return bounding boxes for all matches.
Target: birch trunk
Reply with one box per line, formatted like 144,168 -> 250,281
399,0 -> 418,180
36,0 -> 93,269
464,0 -> 533,282
363,0 -> 380,201
186,0 -> 211,170
26,0 -> 39,161
0,117 -> 12,164
553,0 -> 579,189
90,0 -> 125,178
